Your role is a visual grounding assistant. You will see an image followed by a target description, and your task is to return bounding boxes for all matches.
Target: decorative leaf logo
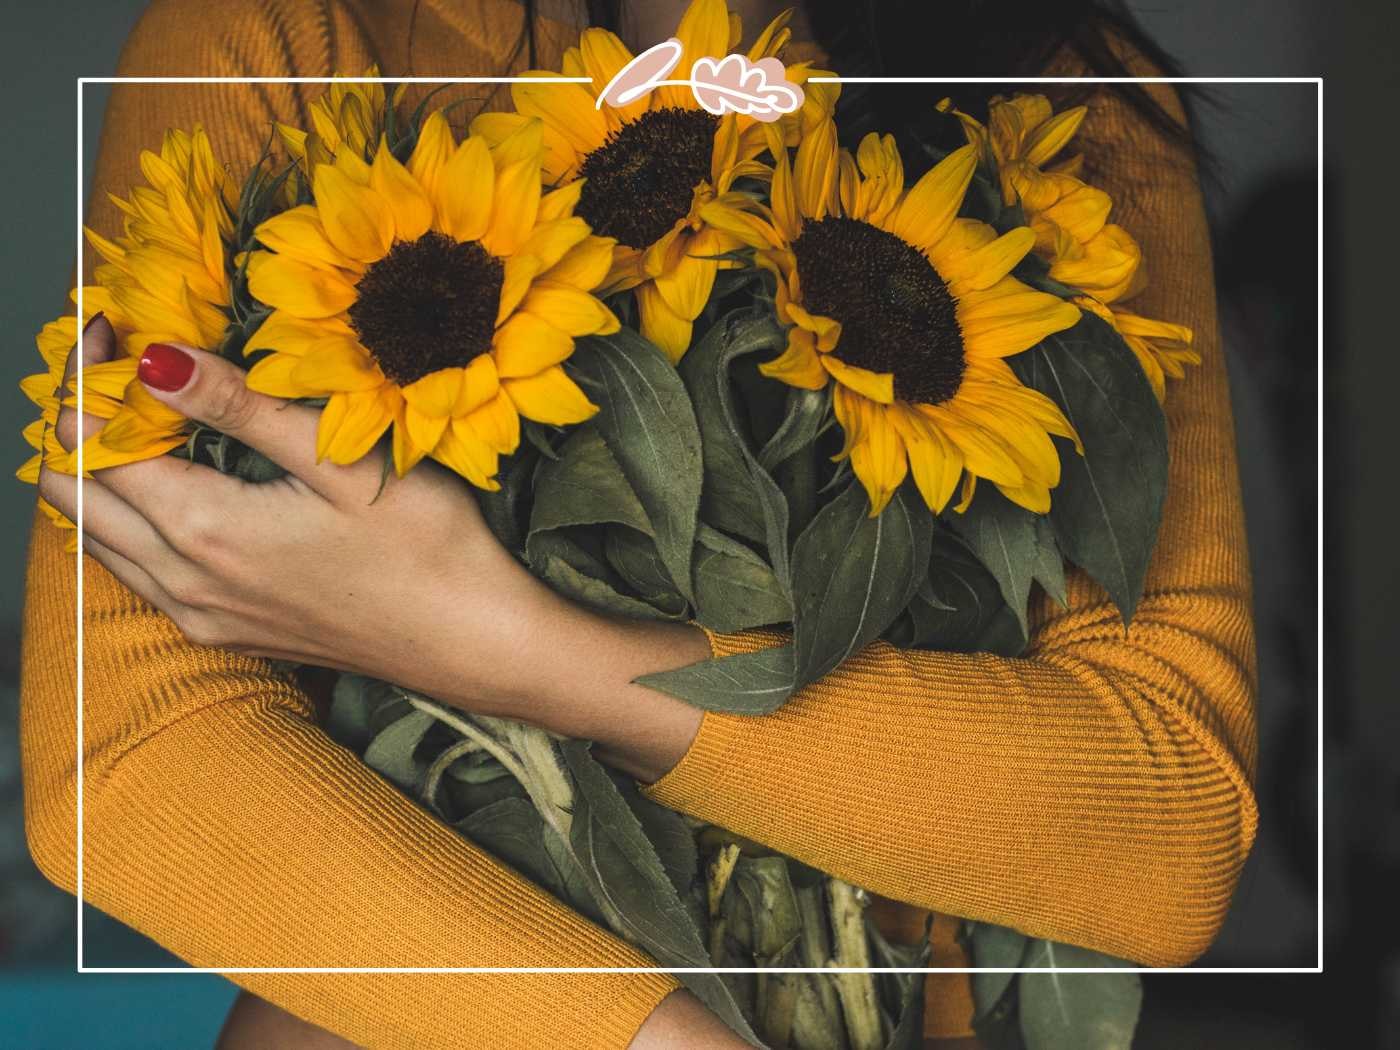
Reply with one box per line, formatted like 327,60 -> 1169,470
690,55 -> 804,122
594,38 -> 805,123
596,39 -> 684,109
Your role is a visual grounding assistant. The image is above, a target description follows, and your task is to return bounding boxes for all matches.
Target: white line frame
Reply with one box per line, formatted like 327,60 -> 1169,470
73,72 -> 1321,980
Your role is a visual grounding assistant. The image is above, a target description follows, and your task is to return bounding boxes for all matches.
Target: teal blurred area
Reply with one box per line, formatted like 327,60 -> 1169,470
1,1 -> 244,1046
0,974 -> 236,1050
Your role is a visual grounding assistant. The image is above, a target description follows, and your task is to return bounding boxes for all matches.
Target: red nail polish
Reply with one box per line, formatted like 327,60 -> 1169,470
139,343 -> 196,392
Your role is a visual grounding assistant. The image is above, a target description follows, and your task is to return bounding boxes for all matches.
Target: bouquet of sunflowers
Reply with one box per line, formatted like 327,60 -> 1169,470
23,2 -> 1198,1047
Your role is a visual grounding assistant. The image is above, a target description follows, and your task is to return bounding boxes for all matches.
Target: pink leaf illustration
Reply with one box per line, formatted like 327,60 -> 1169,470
595,38 -> 684,109
689,54 -> 805,122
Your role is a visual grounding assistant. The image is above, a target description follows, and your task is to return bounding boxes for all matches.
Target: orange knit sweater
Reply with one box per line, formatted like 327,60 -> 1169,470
19,1 -> 1258,1047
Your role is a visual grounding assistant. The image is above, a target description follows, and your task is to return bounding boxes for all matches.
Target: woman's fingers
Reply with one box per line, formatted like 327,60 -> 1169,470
52,314 -> 120,453
79,532 -> 183,617
133,342 -> 385,503
37,461 -> 174,565
62,312 -> 118,390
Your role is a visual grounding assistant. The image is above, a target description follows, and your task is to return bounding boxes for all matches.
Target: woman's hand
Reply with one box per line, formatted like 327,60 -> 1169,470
39,321 -> 709,779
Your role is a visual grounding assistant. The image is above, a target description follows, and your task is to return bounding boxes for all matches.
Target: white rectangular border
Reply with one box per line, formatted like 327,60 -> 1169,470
74,74 -> 1325,976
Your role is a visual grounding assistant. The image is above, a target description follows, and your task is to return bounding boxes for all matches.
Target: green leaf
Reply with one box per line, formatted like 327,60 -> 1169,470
476,444 -> 539,558
790,480 -> 933,687
619,780 -> 700,901
570,330 -> 704,602
558,740 -> 758,1043
757,386 -> 830,473
526,527 -> 678,619
964,921 -> 1030,1019
456,797 -> 603,925
326,673 -> 385,752
1010,314 -> 1167,623
1018,941 -> 1142,1050
946,486 -> 1040,638
679,311 -> 794,588
692,525 -> 791,633
529,425 -> 652,538
1032,514 -> 1068,609
636,644 -> 796,715
605,527 -> 687,612
362,710 -> 436,792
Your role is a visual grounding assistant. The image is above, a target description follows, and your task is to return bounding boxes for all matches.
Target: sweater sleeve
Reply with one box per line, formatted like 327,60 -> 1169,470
646,74 -> 1259,968
21,2 -> 676,1047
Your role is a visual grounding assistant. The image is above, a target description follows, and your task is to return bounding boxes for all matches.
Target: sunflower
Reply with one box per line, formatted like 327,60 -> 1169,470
946,93 -> 1199,401
276,66 -> 405,172
470,0 -> 836,362
18,123 -> 234,521
702,123 -> 1082,516
242,113 -> 618,489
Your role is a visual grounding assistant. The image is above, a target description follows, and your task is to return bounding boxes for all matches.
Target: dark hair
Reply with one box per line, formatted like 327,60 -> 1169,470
516,0 -> 1201,177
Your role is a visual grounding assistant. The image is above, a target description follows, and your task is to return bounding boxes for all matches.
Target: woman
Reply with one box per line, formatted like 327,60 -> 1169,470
22,0 -> 1257,1047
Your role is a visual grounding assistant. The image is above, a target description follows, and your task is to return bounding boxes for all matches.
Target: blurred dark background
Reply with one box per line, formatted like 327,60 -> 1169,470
0,0 -> 1383,1047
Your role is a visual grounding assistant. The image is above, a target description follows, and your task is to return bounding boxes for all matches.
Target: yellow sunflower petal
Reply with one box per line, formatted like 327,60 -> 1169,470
246,353 -> 315,398
939,223 -> 1036,293
579,29 -> 648,124
493,312 -> 575,378
436,136 -> 495,243
653,248 -> 718,324
996,480 -> 1052,514
404,403 -> 449,453
660,0 -> 730,108
456,353 -> 501,416
540,235 -> 615,291
891,404 -> 964,514
1024,105 -> 1087,167
434,416 -> 501,490
244,309 -> 356,357
463,388 -> 521,455
537,180 -> 584,223
391,400 -> 429,477
889,144 -> 977,251
959,282 -> 1081,359
513,80 -> 606,159
317,389 -> 394,464
522,281 -> 619,337
821,353 -> 894,404
312,162 -> 394,263
517,216 -> 594,271
503,365 -> 599,426
636,282 -> 693,363
370,137 -> 433,242
483,156 -> 543,258
253,205 -> 357,272
407,111 -> 456,203
401,367 -> 465,418
918,401 -> 1024,488
759,326 -> 827,390
834,387 -> 907,516
793,118 -> 838,221
247,251 -> 358,319
290,339 -> 383,392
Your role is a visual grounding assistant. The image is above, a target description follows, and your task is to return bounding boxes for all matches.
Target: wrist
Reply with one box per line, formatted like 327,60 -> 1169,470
518,605 -> 712,782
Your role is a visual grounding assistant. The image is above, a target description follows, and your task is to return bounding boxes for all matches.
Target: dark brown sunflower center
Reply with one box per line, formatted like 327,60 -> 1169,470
348,231 -> 503,385
793,217 -> 966,405
577,107 -> 719,250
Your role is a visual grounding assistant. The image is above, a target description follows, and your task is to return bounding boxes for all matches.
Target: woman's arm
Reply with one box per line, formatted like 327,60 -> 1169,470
634,74 -> 1257,967
19,3 -> 756,1047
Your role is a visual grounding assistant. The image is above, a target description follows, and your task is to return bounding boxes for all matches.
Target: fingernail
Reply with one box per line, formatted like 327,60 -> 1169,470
139,343 -> 196,392
81,311 -> 105,334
